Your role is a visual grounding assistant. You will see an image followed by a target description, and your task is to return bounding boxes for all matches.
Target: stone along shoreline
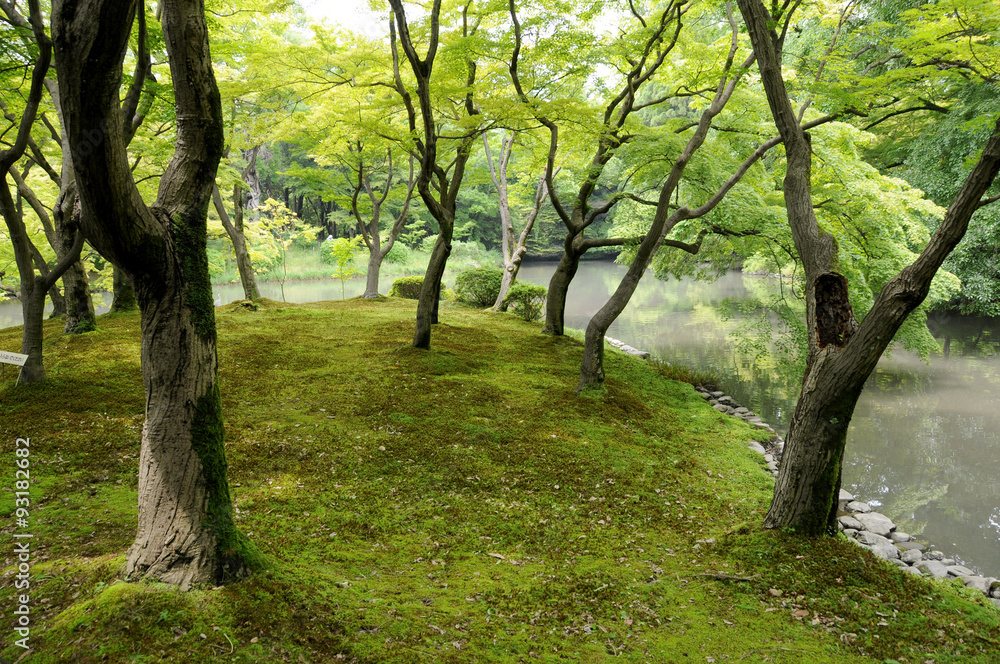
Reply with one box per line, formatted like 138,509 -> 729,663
603,337 -> 1000,609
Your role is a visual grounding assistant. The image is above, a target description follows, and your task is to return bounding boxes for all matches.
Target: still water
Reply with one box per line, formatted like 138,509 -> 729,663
2,261 -> 998,573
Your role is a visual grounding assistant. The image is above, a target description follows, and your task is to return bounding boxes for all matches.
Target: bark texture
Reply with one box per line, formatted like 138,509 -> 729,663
111,265 -> 137,312
736,0 -> 1000,534
52,0 -> 261,586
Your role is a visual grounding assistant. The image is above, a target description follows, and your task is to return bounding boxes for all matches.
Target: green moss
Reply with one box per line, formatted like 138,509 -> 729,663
1,299 -> 998,663
171,211 -> 217,341
190,383 -> 269,581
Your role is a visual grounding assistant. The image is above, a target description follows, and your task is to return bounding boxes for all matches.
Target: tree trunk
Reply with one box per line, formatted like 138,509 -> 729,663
59,256 -> 95,332
17,276 -> 47,383
123,242 -> 252,587
111,265 -> 137,312
47,282 -> 66,317
736,0 -> 1000,535
213,184 -> 259,300
493,247 -> 526,312
543,241 -> 583,336
364,245 -> 383,299
414,232 -> 451,348
53,0 -> 260,586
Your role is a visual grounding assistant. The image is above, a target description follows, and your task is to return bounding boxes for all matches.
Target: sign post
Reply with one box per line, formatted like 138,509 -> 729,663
0,350 -> 28,385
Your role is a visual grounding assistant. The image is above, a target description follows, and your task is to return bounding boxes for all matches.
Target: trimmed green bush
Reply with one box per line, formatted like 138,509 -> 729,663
454,267 -> 504,307
504,282 -> 547,321
389,276 -> 445,300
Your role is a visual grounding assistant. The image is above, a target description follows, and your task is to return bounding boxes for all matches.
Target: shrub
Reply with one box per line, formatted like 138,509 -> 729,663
504,282 -> 547,321
383,242 -> 411,265
454,267 -> 504,307
389,276 -> 445,300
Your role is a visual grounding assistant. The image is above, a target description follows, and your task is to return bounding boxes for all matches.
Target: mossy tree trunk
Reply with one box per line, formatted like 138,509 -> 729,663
52,0 -> 259,586
737,0 -> 1000,535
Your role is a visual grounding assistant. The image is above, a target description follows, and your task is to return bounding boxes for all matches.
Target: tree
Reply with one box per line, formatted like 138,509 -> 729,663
52,0 -> 261,585
576,4 -> 773,390
735,0 -> 1000,535
507,0 -> 689,336
340,147 -> 416,298
213,147 -> 262,301
481,131 -> 554,312
388,0 -> 486,349
0,0 -> 85,383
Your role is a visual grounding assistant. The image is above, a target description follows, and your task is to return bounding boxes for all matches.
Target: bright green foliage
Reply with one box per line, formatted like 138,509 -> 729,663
389,275 -> 438,300
322,236 -> 365,298
454,267 -> 504,308
503,281 -> 547,322
614,120 -> 960,368
382,242 -> 411,265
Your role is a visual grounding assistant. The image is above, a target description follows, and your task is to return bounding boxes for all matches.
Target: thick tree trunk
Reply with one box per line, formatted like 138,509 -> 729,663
124,244 -> 252,587
111,265 -> 137,312
364,246 -> 384,299
414,232 -> 451,348
543,242 -> 582,336
53,0 -> 260,586
60,258 -> 95,332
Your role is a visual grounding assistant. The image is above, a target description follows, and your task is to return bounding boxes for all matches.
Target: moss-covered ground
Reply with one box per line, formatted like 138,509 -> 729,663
1,298 -> 998,663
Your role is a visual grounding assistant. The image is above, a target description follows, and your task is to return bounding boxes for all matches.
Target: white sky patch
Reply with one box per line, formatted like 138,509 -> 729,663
301,0 -> 385,37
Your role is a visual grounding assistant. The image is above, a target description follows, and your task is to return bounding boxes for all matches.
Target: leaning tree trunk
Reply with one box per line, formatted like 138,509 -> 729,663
493,246 -> 526,312
414,229 -> 452,348
736,0 -> 1000,534
213,184 -> 259,300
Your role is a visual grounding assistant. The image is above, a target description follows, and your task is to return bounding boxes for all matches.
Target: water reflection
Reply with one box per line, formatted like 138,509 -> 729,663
515,261 -> 1000,574
2,261 -> 998,573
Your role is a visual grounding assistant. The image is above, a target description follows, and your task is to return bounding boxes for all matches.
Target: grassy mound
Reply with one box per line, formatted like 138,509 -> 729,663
1,299 -> 998,663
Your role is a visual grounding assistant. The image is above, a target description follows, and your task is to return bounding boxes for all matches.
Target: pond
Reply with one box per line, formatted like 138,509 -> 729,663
2,260 -> 998,573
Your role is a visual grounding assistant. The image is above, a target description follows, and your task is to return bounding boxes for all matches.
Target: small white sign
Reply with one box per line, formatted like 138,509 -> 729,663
0,350 -> 28,367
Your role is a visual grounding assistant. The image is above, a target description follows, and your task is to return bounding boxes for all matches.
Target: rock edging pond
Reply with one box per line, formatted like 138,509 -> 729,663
693,385 -> 1000,609
604,337 -> 1000,609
